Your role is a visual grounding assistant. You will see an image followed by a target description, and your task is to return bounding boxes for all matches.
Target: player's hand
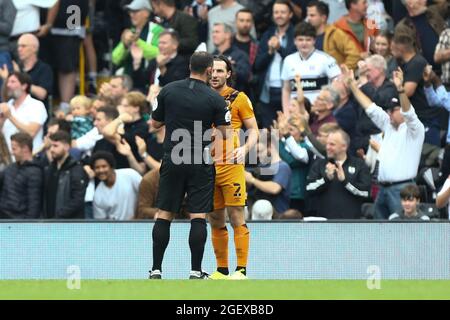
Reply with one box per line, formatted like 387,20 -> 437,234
135,135 -> 147,156
232,146 -> 247,164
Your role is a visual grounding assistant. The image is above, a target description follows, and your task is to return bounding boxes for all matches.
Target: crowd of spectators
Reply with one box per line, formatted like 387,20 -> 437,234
1,0 -> 450,221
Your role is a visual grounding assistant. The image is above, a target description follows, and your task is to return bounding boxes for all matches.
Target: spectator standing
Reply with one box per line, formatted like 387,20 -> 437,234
306,1 -> 361,70
0,132 -> 43,219
335,0 -> 379,57
42,130 -> 87,219
211,23 -> 250,93
151,0 -> 199,55
233,9 -> 258,68
395,0 -> 446,73
281,22 -> 341,113
343,65 -> 425,219
0,72 -> 48,154
112,0 -> 163,83
306,129 -> 371,219
254,0 -> 297,129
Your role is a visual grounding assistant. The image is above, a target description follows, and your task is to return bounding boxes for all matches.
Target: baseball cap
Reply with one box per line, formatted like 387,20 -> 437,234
251,200 -> 273,220
125,0 -> 152,11
383,96 -> 400,111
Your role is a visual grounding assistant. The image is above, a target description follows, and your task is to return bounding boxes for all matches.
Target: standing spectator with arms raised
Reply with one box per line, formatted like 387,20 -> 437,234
342,65 -> 425,219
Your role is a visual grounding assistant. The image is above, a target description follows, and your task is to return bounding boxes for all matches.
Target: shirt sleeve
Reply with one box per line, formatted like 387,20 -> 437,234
326,55 -> 342,79
401,105 -> 425,139
424,85 -> 441,107
27,101 -> 48,125
435,85 -> 450,112
365,102 -> 390,132
403,58 -> 426,84
280,56 -> 292,81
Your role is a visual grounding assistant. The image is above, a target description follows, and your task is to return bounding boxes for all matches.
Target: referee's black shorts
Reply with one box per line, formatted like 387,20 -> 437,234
156,155 -> 215,214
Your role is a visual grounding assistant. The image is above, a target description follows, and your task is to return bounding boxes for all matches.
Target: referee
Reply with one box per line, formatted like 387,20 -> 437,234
149,52 -> 231,280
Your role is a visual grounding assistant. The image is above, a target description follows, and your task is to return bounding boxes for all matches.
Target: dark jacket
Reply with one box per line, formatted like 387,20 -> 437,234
306,156 -> 371,219
43,156 -> 87,219
163,10 -> 199,55
254,24 -> 297,97
0,160 -> 43,219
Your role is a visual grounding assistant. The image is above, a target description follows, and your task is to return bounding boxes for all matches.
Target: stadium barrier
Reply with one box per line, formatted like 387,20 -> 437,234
1,221 -> 449,280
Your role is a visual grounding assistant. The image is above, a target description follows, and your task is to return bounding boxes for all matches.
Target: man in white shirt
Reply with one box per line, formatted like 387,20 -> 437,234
0,72 -> 47,155
91,151 -> 142,220
343,65 -> 425,219
281,21 -> 341,113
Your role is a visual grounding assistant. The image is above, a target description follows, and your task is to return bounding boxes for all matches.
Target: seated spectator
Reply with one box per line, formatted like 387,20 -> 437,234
306,129 -> 371,219
277,112 -> 311,213
133,29 -> 189,93
343,65 -> 425,219
211,23 -> 251,93
251,199 -> 273,220
112,0 -> 163,78
101,92 -> 149,174
98,75 -> 133,107
151,0 -> 199,55
66,95 -> 94,140
0,132 -> 42,219
42,131 -> 87,219
306,1 -> 360,70
0,72 -> 48,154
389,184 -> 430,221
245,129 -> 292,215
137,168 -> 160,219
281,22 -> 341,113
91,151 -> 142,220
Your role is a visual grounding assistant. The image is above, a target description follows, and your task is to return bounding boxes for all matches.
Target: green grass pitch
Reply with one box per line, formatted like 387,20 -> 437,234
1,280 -> 449,300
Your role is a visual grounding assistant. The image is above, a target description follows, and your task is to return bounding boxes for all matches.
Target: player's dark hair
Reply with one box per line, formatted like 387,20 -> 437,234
213,55 -> 235,86
90,151 -> 117,169
190,51 -> 214,74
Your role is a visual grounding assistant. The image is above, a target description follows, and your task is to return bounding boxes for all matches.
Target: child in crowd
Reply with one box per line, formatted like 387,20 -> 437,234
66,95 -> 94,139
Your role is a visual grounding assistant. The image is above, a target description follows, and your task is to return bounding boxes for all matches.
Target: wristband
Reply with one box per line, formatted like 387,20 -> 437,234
141,152 -> 149,158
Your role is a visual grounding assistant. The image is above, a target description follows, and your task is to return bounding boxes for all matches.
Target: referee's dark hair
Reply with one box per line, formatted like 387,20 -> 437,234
190,51 -> 214,74
307,1 -> 330,18
295,21 -> 317,39
90,151 -> 117,170
213,55 -> 235,86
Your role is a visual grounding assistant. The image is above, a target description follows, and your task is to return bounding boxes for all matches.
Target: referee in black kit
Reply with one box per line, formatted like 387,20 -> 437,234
149,52 -> 231,280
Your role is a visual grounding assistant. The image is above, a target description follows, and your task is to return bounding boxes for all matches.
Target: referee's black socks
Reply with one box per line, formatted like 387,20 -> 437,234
189,218 -> 207,272
152,218 -> 171,271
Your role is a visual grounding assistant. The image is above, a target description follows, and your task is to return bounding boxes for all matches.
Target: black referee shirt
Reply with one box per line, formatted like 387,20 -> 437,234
152,78 -> 230,156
